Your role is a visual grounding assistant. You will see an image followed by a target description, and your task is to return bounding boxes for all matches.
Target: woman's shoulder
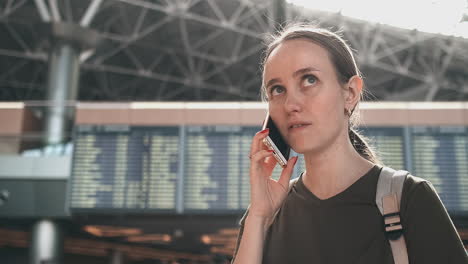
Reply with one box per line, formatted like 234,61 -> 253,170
400,171 -> 444,216
377,165 -> 429,197
401,170 -> 432,198
376,165 -> 430,200
403,172 -> 429,194
377,166 -> 438,215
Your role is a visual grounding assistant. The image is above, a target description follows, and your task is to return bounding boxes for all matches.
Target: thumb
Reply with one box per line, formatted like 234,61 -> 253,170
278,156 -> 298,191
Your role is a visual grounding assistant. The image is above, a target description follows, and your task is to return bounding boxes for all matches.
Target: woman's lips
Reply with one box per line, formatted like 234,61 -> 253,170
288,124 -> 311,132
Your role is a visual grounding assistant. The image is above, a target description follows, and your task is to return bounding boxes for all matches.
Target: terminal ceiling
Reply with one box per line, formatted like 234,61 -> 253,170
0,0 -> 467,102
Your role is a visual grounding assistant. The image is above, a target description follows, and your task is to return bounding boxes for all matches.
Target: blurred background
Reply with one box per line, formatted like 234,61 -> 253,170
0,0 -> 467,263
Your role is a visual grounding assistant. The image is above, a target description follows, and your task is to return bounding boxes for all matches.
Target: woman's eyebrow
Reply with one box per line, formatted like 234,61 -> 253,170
292,67 -> 320,78
265,78 -> 280,88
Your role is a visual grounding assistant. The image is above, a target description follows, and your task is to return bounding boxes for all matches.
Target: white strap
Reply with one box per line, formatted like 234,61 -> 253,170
376,167 -> 407,211
391,236 -> 410,264
376,167 -> 409,264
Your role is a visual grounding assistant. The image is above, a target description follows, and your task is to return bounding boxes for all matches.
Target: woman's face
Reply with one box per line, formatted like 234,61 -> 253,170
263,39 -> 350,155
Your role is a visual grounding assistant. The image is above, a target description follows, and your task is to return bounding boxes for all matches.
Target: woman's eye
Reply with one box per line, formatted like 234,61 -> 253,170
302,75 -> 317,86
270,85 -> 285,96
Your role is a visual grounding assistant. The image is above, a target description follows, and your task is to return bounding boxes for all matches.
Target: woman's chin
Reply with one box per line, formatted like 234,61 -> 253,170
290,145 -> 309,155
291,143 -> 324,155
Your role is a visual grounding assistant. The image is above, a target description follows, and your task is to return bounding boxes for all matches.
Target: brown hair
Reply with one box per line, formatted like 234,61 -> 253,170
261,23 -> 382,165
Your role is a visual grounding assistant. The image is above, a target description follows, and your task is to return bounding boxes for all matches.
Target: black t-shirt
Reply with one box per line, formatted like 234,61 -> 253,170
232,164 -> 467,264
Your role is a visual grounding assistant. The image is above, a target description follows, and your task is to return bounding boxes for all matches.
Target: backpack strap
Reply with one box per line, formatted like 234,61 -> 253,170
376,167 -> 409,264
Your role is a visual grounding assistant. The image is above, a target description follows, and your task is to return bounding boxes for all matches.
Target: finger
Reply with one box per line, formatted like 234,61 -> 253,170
250,149 -> 274,164
263,155 -> 277,174
249,128 -> 270,156
250,150 -> 274,181
277,156 -> 298,190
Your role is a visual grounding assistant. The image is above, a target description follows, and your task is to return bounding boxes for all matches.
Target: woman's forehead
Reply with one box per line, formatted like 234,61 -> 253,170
264,39 -> 333,76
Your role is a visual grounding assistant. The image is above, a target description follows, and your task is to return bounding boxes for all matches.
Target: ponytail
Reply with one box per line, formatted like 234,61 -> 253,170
348,127 -> 382,165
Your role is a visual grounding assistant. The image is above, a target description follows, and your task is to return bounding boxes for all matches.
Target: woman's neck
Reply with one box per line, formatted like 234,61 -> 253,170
301,136 -> 375,200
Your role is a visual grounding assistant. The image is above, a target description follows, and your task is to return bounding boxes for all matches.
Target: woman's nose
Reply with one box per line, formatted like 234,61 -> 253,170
283,90 -> 302,113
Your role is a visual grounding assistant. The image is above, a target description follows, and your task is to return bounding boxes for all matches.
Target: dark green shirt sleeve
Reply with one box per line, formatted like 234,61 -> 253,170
401,180 -> 467,264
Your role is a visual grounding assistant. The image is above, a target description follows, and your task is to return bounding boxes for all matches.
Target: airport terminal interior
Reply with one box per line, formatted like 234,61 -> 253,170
0,0 -> 467,263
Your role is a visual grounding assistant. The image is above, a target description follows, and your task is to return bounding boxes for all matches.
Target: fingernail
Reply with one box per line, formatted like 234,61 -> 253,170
293,156 -> 298,165
260,128 -> 269,134
268,150 -> 274,153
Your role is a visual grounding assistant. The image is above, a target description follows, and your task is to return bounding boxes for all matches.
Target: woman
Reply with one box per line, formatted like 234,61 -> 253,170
231,24 -> 467,263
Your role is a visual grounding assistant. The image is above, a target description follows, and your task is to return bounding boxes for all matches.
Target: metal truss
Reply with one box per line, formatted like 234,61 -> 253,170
0,0 -> 467,101
292,8 -> 468,101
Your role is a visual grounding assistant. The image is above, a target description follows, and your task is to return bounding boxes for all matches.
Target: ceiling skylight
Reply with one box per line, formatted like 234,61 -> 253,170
287,0 -> 468,38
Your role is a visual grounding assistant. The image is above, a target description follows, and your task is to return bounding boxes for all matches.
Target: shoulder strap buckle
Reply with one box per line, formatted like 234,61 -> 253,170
382,193 -> 404,240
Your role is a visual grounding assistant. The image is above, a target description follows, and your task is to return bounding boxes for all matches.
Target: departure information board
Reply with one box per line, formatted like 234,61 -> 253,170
69,125 -> 468,214
294,127 -> 406,177
411,126 -> 468,213
361,127 -> 406,170
183,126 -> 254,211
70,125 -> 179,211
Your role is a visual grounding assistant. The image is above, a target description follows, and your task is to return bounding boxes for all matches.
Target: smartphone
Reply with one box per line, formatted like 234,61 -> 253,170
262,113 -> 291,167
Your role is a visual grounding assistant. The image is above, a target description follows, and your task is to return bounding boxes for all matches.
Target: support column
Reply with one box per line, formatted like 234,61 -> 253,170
30,23 -> 99,264
30,219 -> 63,264
110,249 -> 124,264
42,22 -> 99,146
44,42 -> 80,145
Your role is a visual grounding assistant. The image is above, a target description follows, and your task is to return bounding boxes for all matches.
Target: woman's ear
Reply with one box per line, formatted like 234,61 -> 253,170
343,75 -> 363,111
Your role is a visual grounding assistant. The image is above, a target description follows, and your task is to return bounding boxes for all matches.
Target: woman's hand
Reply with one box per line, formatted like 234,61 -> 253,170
248,128 -> 298,223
